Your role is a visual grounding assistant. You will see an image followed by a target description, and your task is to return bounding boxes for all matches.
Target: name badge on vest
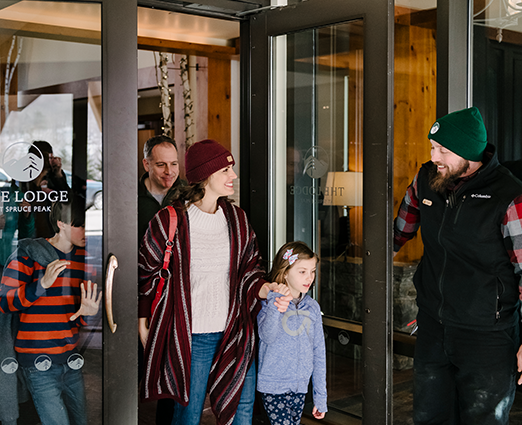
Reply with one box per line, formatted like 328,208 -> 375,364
422,199 -> 433,206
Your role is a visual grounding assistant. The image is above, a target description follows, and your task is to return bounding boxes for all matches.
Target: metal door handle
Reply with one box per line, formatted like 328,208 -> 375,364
105,254 -> 119,333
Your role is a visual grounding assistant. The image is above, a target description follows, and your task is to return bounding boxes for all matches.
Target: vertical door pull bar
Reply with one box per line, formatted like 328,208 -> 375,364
105,254 -> 119,333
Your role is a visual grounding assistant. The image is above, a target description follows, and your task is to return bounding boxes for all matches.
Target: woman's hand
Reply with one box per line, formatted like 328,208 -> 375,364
258,282 -> 271,299
312,406 -> 325,419
139,317 -> 150,348
259,282 -> 289,298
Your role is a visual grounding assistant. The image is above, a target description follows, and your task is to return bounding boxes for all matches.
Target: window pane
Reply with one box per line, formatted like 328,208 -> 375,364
0,2 -> 102,424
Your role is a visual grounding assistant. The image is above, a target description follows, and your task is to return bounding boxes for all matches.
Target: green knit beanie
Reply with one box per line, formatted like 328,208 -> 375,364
427,106 -> 487,161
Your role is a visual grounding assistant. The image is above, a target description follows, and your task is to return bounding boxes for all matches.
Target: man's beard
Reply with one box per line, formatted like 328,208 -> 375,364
429,159 -> 470,193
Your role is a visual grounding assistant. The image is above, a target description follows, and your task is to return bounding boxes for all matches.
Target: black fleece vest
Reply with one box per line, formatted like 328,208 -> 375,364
414,150 -> 522,331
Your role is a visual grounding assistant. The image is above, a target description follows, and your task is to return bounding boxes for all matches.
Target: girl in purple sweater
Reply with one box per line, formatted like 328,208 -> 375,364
257,241 -> 327,424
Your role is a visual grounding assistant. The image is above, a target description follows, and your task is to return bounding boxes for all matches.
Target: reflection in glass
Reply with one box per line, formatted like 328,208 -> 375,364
0,2 -> 102,424
472,0 -> 522,164
272,20 -> 365,420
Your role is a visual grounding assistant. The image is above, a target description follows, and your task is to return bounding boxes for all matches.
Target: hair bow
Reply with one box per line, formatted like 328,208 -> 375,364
283,248 -> 299,265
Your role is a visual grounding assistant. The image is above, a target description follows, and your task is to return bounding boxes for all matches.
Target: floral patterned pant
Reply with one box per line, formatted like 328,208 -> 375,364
260,392 -> 306,425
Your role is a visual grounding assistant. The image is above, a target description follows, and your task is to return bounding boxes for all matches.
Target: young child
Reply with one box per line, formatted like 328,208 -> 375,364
257,241 -> 327,424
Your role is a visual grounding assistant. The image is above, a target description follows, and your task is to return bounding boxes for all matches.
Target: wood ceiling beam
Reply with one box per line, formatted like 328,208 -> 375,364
0,18 -> 100,44
138,36 -> 239,58
0,19 -> 239,58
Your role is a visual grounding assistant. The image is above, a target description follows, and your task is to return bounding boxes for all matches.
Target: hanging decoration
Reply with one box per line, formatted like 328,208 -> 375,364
473,0 -> 522,43
154,52 -> 173,137
4,36 -> 23,120
179,55 -> 195,148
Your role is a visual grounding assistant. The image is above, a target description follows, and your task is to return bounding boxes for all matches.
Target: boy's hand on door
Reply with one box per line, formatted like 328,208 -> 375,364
70,281 -> 102,321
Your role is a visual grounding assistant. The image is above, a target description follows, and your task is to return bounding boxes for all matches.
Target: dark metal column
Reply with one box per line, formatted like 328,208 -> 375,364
102,0 -> 138,423
437,0 -> 471,117
360,1 -> 394,423
244,13 -> 270,258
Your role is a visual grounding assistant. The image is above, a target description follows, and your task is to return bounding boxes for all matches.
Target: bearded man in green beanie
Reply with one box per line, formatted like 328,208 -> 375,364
394,106 -> 522,424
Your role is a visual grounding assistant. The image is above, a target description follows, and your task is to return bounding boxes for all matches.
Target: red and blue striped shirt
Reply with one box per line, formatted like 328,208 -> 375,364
0,244 -> 94,367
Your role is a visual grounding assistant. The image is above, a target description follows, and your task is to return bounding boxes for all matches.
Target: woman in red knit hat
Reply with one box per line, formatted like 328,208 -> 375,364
138,139 -> 291,425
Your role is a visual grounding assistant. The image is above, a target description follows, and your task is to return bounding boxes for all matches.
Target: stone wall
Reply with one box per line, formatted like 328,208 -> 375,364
319,257 -> 418,369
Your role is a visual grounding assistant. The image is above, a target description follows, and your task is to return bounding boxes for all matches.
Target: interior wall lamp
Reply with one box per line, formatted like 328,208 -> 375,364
324,171 -> 363,258
323,171 -> 363,209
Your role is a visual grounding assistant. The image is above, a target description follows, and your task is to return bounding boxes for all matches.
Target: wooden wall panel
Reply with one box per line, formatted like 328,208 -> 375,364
138,128 -> 155,178
195,56 -> 209,143
348,48 -> 364,258
393,22 -> 436,263
207,57 -> 231,152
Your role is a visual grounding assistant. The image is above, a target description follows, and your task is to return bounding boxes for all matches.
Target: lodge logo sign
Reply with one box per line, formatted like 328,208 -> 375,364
1,357 -> 18,374
303,146 -> 329,179
0,142 -> 69,213
67,353 -> 84,370
34,355 -> 52,371
2,142 -> 45,182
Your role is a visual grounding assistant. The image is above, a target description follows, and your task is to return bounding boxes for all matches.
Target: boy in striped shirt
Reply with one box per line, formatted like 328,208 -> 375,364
0,197 -> 101,425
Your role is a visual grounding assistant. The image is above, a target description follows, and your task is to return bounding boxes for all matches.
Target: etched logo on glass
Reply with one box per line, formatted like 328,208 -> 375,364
34,355 -> 52,371
67,353 -> 84,370
303,146 -> 329,179
2,142 -> 45,182
1,357 -> 19,374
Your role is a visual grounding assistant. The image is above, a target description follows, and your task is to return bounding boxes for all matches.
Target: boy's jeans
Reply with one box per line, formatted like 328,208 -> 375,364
22,363 -> 87,425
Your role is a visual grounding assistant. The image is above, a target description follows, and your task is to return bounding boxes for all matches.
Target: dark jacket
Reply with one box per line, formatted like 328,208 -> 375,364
414,144 -> 522,331
137,172 -> 184,243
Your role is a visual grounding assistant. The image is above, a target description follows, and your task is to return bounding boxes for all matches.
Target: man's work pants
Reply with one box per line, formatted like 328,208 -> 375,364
413,309 -> 518,425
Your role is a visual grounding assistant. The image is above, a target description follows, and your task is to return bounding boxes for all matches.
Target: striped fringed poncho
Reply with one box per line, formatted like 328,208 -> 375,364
138,198 -> 266,425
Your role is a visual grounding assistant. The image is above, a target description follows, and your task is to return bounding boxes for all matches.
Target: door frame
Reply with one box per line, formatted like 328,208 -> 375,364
101,0 -> 138,423
242,0 -> 395,423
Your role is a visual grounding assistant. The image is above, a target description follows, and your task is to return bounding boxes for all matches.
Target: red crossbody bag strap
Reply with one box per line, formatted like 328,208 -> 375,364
151,205 -> 178,315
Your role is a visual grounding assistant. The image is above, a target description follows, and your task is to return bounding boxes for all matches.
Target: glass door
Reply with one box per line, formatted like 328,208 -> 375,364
272,20 -> 366,422
0,1 -> 103,423
247,0 -> 394,423
0,1 -> 138,424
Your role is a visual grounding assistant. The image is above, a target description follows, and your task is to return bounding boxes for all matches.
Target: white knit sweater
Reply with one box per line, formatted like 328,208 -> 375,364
187,203 -> 230,333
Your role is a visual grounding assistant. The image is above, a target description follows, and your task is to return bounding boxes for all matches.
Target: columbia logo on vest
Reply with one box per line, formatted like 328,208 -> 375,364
471,194 -> 492,199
